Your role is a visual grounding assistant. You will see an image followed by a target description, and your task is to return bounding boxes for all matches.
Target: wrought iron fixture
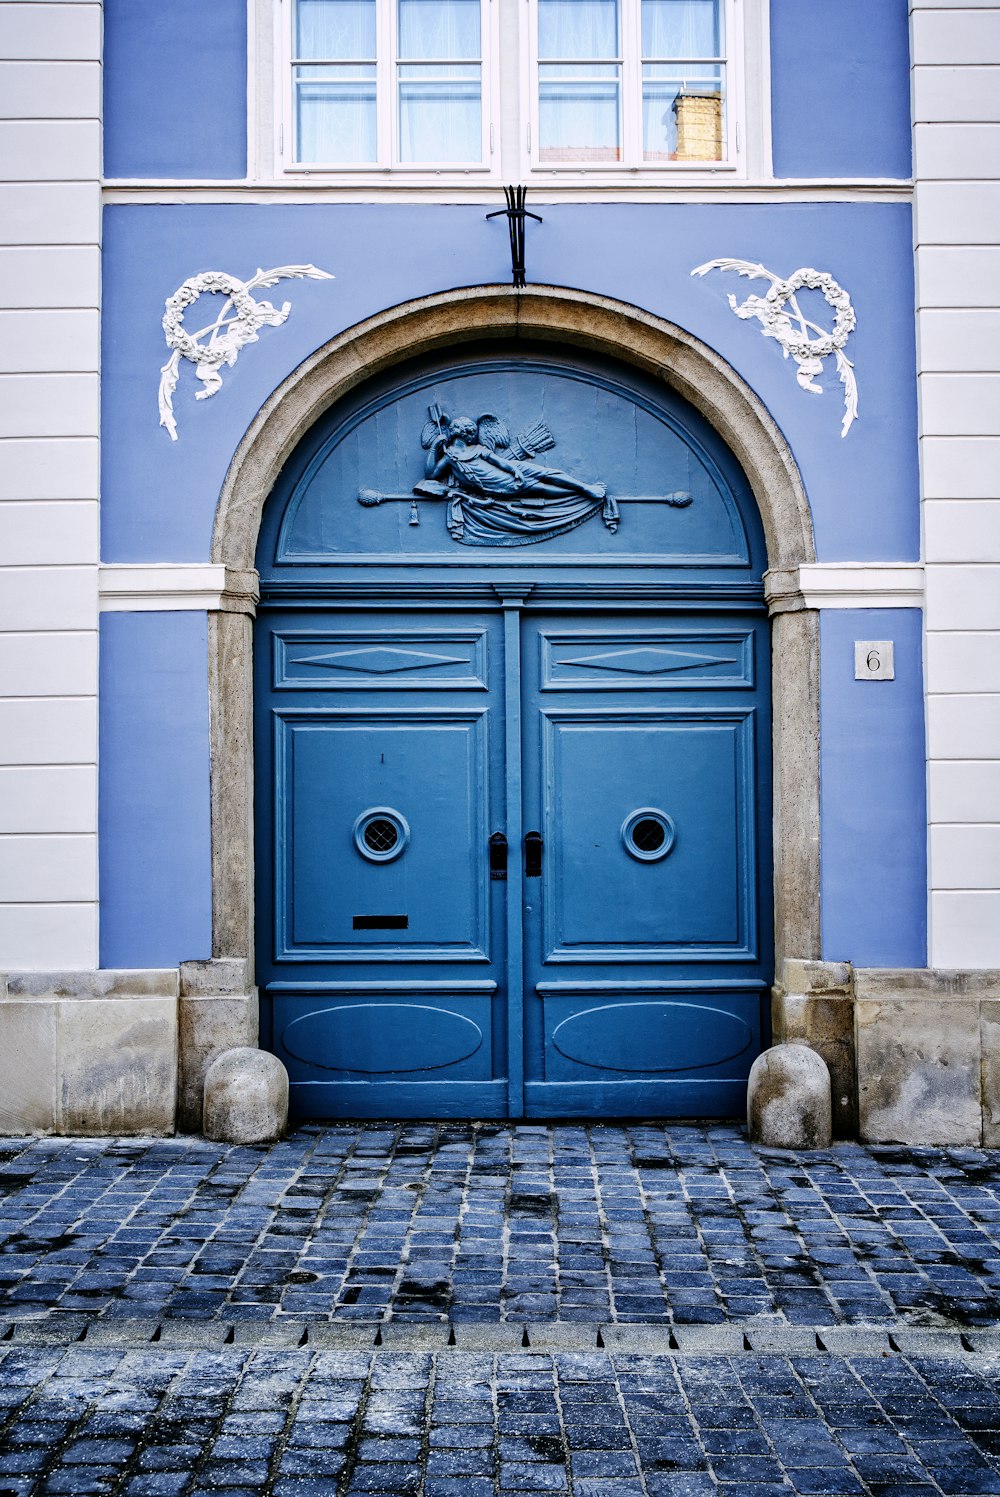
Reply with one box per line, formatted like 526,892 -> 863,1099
487,185 -> 543,288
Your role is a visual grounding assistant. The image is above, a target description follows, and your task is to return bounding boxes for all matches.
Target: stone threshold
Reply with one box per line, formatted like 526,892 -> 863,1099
2,1314 -> 998,1358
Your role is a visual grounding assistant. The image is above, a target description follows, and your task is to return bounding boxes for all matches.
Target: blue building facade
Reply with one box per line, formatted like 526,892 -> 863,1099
5,0 -> 995,1143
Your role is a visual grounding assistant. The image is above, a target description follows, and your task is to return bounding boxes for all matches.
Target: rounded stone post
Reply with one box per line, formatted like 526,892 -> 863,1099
747,1042 -> 832,1149
203,1047 -> 289,1144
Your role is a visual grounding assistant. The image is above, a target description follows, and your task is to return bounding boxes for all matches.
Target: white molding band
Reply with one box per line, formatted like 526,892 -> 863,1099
99,564 -> 259,614
100,562 -> 923,615
766,563 -> 925,614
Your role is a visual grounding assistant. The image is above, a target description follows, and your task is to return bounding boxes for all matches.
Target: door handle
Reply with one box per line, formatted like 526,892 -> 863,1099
489,831 -> 508,880
525,830 -> 543,878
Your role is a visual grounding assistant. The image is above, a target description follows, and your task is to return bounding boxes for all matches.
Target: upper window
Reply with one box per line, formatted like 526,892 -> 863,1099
280,0 -> 738,176
289,0 -> 490,168
531,0 -> 728,168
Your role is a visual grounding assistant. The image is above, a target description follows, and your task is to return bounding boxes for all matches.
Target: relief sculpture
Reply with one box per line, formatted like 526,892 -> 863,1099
358,403 -> 692,546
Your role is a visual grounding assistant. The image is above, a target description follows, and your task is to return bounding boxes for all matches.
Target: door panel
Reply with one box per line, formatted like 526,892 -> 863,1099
276,712 -> 490,960
520,612 -> 770,1117
540,713 -> 752,957
256,609 -> 509,1117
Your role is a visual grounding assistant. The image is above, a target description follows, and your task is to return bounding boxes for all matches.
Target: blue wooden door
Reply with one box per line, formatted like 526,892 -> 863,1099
256,608 -> 512,1119
254,346 -> 771,1119
256,602 -> 769,1118
519,610 -> 770,1118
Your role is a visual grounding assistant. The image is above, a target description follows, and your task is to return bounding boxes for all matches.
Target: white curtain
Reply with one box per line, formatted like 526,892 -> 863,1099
398,0 -> 480,58
296,68 -> 377,161
642,0 -> 721,60
398,66 -> 482,160
296,0 -> 376,58
538,0 -> 618,59
396,0 -> 481,162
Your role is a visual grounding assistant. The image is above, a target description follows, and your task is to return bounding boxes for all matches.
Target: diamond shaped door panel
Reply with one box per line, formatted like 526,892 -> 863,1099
542,631 -> 754,688
274,629 -> 488,689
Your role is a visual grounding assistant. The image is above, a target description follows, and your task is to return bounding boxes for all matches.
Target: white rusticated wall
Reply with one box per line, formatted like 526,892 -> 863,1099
0,0 -> 102,967
912,2 -> 1000,967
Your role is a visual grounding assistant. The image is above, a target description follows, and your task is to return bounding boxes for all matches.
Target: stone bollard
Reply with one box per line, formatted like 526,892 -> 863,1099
747,1042 -> 832,1149
203,1047 -> 288,1144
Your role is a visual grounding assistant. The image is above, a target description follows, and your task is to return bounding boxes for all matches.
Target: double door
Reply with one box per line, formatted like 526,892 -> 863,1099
255,599 -> 771,1118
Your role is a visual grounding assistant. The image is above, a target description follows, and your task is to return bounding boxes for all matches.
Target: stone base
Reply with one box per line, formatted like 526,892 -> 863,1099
4,960 -> 1000,1145
0,962 -> 259,1137
178,960 -> 259,1133
747,1043 -> 832,1148
773,960 -> 1000,1147
771,960 -> 857,1138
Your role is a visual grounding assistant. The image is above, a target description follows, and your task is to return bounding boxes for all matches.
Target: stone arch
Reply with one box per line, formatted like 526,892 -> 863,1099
209,284 -> 820,986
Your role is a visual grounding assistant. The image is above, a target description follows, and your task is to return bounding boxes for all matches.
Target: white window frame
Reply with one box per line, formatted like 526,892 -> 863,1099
261,0 -> 760,184
522,0 -> 743,181
276,0 -> 502,178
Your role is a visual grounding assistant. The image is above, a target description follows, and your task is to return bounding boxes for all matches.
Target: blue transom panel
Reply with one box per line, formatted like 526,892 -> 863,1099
255,344 -> 772,1120
264,348 -> 761,574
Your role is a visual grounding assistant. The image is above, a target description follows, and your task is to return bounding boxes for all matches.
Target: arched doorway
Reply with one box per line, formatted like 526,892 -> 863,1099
209,285 -> 820,1123
252,336 -> 774,1120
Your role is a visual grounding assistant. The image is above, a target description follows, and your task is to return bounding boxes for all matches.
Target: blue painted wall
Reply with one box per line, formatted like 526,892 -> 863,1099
101,201 -> 919,564
99,612 -> 213,968
820,609 -> 927,968
103,0 -> 247,179
770,0 -> 912,180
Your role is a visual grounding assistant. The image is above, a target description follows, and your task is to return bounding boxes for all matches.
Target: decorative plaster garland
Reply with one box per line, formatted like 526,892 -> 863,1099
158,265 -> 333,440
691,260 -> 859,437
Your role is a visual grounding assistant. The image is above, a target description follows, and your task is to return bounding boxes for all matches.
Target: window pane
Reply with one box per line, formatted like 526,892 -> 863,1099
538,0 -> 619,60
398,0 -> 480,59
642,64 -> 724,160
539,63 -> 620,161
295,0 -> 376,59
641,0 -> 721,58
295,65 -> 377,161
398,64 -> 482,160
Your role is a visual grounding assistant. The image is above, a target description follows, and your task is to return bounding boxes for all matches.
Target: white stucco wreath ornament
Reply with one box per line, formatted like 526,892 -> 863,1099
158,265 -> 334,440
691,259 -> 859,437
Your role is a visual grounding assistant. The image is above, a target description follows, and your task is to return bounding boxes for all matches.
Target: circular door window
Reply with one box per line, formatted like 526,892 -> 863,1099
353,807 -> 410,863
621,808 -> 676,863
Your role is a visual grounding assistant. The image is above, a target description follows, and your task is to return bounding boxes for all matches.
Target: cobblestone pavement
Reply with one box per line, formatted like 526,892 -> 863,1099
2,1124 -> 1000,1495
3,1342 -> 1000,1496
1,1124 -> 999,1327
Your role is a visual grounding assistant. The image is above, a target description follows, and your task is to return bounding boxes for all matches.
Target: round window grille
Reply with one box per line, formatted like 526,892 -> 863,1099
621,808 -> 675,863
363,818 -> 398,854
353,807 -> 410,863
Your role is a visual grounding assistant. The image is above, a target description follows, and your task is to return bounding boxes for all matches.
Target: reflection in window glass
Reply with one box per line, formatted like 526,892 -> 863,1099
642,64 -> 724,161
641,0 -> 723,161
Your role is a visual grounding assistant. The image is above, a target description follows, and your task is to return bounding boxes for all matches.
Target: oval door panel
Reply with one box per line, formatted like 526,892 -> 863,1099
282,1004 -> 484,1074
551,1001 -> 753,1074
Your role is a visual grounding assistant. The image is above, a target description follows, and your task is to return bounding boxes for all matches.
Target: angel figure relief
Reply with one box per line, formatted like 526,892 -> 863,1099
360,403 -> 622,546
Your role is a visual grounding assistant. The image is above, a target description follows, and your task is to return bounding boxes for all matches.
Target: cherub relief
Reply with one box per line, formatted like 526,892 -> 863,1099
412,405 -> 620,545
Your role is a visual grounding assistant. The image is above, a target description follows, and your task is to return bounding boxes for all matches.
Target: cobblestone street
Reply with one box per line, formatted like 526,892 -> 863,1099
2,1124 -> 1000,1495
